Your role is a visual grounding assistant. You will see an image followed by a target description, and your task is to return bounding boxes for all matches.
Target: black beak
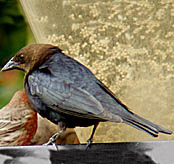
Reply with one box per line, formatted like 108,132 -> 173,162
1,57 -> 18,72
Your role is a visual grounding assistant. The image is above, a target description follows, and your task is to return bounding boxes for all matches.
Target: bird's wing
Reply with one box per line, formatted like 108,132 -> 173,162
27,72 -> 105,118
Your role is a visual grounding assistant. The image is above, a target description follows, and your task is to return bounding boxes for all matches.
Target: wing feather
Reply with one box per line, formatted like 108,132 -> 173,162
28,72 -> 104,118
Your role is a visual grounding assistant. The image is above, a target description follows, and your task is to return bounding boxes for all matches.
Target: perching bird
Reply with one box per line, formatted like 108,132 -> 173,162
1,44 -> 173,145
0,89 -> 37,146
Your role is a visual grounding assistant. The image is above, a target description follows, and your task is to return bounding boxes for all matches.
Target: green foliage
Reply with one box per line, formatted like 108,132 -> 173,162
0,0 -> 27,108
0,0 -> 27,67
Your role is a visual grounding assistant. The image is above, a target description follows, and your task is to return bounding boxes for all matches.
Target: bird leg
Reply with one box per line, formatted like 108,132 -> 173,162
43,121 -> 66,149
44,130 -> 64,145
86,123 -> 99,149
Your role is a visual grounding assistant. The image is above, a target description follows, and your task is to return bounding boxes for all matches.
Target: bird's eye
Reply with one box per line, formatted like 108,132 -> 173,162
18,54 -> 25,63
19,54 -> 24,59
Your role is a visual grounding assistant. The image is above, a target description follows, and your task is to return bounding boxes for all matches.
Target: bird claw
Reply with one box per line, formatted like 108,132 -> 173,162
86,138 -> 93,150
43,130 -> 64,151
44,132 -> 59,145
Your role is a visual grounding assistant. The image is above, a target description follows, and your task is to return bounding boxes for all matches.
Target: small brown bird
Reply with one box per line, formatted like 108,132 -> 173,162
0,90 -> 37,146
1,44 -> 173,145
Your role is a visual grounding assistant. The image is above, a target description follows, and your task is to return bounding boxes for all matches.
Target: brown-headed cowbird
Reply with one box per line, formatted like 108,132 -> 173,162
1,44 -> 173,144
0,89 -> 37,146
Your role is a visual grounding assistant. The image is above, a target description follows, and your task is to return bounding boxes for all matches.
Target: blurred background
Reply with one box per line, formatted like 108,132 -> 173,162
0,0 -> 35,108
0,0 -> 174,143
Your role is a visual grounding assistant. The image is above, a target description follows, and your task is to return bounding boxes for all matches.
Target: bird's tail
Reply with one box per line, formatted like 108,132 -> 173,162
122,112 -> 173,137
96,81 -> 172,137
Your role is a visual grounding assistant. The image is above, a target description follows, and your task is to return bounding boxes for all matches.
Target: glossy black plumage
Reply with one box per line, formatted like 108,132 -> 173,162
1,44 -> 173,138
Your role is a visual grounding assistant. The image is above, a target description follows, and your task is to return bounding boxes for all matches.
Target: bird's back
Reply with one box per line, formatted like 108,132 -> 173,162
25,53 -> 128,124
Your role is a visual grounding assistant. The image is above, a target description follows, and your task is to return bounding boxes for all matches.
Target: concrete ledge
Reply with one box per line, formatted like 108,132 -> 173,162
0,141 -> 173,164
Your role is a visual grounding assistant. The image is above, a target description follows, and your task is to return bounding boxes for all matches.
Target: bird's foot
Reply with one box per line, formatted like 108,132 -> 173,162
85,123 -> 98,150
86,138 -> 93,150
43,130 -> 64,151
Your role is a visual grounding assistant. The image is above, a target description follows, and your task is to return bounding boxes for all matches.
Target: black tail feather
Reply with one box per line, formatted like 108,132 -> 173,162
123,119 -> 158,137
123,113 -> 173,137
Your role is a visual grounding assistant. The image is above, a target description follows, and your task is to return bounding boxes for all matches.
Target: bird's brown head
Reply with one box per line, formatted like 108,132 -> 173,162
1,44 -> 61,74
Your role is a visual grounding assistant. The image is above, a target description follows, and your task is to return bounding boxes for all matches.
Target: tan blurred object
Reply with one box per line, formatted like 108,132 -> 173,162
0,90 -> 37,146
30,114 -> 80,145
19,0 -> 174,143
